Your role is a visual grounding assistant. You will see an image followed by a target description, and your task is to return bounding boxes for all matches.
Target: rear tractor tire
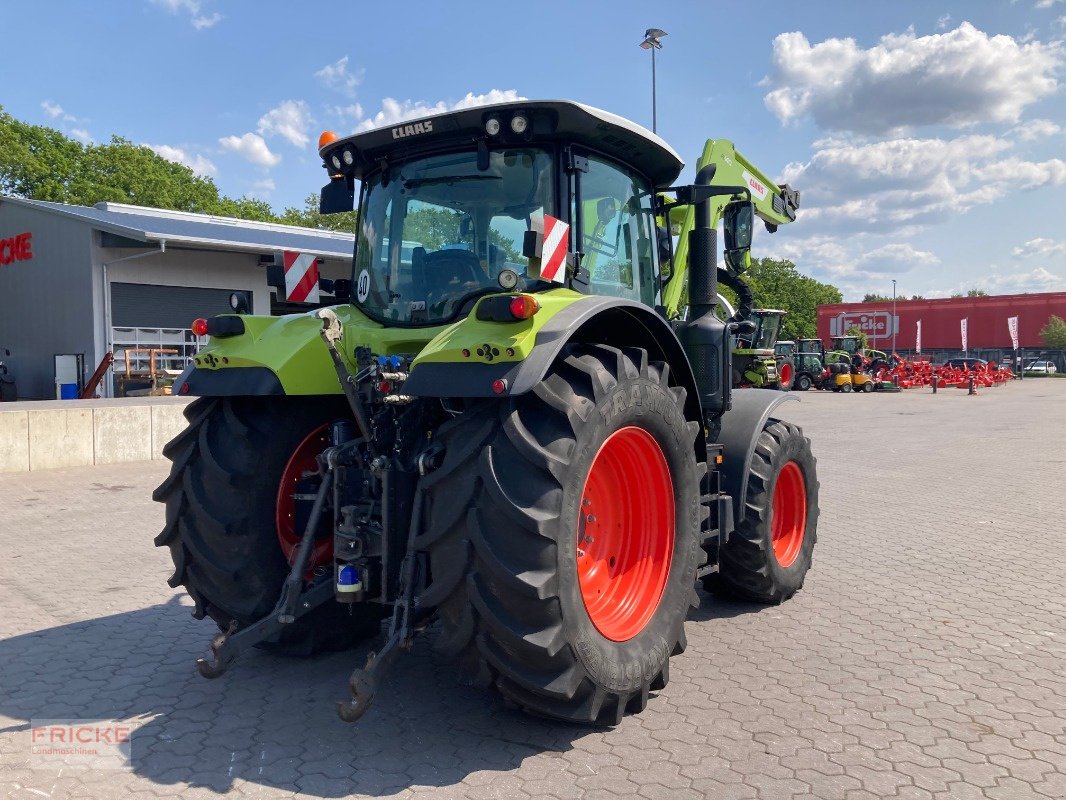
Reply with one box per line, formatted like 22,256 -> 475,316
705,419 -> 818,604
154,397 -> 385,655
417,344 -> 704,725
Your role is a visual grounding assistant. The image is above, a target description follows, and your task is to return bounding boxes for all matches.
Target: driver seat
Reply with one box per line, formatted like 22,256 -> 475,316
419,248 -> 483,297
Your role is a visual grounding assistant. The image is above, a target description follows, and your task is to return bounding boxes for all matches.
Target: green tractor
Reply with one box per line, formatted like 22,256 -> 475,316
732,309 -> 791,390
155,100 -> 817,725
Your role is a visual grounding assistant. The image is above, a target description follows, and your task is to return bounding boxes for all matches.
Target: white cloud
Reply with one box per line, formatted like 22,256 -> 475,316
147,144 -> 217,177
315,56 -> 363,97
218,133 -> 280,167
969,267 -> 1064,293
762,234 -> 935,289
356,89 -> 525,132
41,100 -> 78,123
149,0 -> 222,29
763,23 -> 1062,134
1013,238 -> 1066,258
247,178 -> 275,199
780,134 -> 1066,234
858,243 -> 940,274
327,103 -> 365,124
1035,0 -> 1065,8
937,14 -> 952,30
151,0 -> 197,10
70,128 -> 93,144
1011,118 -> 1062,140
192,12 -> 221,29
257,100 -> 313,148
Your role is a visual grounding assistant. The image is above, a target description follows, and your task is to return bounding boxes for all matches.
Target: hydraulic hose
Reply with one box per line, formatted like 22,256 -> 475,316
718,268 -> 754,323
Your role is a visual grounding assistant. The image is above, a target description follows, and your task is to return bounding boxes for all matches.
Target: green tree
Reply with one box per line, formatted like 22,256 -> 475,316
735,257 -> 843,341
967,289 -> 988,297
863,292 -> 924,302
0,105 -> 322,226
1040,315 -> 1066,350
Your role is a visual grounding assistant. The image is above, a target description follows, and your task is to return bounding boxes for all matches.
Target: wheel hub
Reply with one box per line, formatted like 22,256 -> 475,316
771,460 -> 807,567
577,426 -> 674,642
276,424 -> 333,573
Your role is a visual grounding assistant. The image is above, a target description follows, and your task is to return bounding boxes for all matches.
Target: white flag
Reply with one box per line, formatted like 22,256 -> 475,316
961,318 -> 968,352
916,320 -> 922,355
1007,316 -> 1019,350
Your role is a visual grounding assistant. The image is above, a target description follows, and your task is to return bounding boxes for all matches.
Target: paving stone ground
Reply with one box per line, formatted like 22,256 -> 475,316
1,380 -> 1064,799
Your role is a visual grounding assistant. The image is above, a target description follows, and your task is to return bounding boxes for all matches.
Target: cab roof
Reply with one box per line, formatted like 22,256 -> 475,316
320,100 -> 685,187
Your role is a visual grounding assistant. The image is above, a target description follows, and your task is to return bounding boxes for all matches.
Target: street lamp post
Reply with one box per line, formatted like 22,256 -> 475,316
891,279 -> 897,355
640,28 -> 667,133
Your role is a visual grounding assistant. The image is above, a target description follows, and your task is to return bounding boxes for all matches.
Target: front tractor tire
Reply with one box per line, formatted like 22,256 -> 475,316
418,344 -> 703,725
154,397 -> 384,654
705,419 -> 818,604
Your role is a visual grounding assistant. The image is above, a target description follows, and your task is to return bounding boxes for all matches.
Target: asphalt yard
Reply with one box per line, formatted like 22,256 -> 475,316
1,379 -> 1064,799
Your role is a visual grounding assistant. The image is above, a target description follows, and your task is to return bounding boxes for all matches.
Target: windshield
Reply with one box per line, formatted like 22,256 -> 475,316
353,148 -> 555,325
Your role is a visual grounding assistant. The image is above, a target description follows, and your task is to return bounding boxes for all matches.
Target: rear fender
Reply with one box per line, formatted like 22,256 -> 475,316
404,296 -> 704,438
716,389 -> 798,527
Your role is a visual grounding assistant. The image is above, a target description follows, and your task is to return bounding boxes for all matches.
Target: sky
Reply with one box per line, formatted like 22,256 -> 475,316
1,0 -> 1064,301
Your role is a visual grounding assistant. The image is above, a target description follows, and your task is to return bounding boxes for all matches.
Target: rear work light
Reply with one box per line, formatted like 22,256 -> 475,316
191,318 -> 209,337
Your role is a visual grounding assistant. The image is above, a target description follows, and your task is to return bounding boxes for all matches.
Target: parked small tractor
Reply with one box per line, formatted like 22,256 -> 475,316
155,101 -> 818,725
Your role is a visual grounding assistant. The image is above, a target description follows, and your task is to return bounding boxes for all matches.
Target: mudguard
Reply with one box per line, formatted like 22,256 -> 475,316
403,296 -> 704,433
716,389 -> 799,527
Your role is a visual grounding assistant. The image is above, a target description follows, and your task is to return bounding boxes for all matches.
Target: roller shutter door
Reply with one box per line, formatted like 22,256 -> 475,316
110,283 -> 237,328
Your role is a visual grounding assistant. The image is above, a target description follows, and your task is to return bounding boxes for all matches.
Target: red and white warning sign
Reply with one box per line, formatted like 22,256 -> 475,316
283,251 -> 320,303
539,215 -> 570,284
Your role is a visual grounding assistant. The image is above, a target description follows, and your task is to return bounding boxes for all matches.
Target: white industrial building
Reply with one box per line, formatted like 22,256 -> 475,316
0,197 -> 354,399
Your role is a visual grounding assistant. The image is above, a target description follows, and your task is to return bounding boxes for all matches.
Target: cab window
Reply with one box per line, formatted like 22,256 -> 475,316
579,155 -> 658,305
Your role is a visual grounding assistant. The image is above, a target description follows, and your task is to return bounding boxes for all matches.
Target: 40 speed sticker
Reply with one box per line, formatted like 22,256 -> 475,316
356,269 -> 370,302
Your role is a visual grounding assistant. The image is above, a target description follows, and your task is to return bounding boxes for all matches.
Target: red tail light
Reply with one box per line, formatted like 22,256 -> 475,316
509,294 -> 540,320
191,318 -> 209,336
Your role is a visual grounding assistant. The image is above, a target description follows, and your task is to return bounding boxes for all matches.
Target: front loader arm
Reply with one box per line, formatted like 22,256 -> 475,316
661,139 -> 799,319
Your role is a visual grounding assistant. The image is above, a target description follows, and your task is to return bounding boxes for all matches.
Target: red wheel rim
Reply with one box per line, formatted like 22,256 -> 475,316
780,363 -> 793,386
577,426 -> 674,642
771,461 -> 807,568
276,424 -> 332,573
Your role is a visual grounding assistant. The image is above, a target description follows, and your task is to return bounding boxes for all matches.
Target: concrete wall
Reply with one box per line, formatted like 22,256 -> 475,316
0,201 -> 96,399
0,397 -> 193,473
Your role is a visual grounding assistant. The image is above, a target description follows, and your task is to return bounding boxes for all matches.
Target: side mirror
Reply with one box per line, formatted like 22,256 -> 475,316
319,177 -> 354,214
333,278 -> 352,303
723,201 -> 754,251
522,229 -> 543,259
723,201 -> 754,274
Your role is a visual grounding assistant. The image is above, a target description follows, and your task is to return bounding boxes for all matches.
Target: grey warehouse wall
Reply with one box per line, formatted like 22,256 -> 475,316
0,202 -> 97,399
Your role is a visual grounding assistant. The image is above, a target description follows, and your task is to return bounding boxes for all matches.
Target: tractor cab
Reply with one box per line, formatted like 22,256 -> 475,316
735,309 -> 785,355
830,335 -> 862,356
795,338 -> 824,358
318,101 -> 686,326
